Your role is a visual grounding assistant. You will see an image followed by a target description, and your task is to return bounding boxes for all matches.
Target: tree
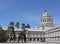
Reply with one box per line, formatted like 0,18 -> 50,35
26,24 -> 30,28
15,22 -> 20,29
18,31 -> 24,43
9,21 -> 14,27
7,26 -> 16,42
21,23 -> 26,29
0,26 -> 7,42
0,26 -> 3,42
21,23 -> 26,42
2,30 -> 8,42
18,23 -> 26,43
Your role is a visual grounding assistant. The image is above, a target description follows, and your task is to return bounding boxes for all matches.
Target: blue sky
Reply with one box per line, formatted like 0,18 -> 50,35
0,0 -> 60,28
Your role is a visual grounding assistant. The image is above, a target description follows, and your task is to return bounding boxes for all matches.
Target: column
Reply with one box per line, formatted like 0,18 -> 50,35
32,38 -> 33,42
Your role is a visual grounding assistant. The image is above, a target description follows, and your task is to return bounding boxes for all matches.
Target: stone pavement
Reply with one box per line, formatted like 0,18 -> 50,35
0,43 -> 59,44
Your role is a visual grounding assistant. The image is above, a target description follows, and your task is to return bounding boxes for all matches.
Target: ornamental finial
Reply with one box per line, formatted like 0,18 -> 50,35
43,7 -> 47,12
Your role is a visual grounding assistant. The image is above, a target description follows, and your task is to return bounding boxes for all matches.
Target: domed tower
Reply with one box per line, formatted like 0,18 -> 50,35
40,9 -> 53,27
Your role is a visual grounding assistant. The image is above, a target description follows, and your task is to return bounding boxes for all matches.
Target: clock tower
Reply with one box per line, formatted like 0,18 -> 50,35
40,9 -> 53,27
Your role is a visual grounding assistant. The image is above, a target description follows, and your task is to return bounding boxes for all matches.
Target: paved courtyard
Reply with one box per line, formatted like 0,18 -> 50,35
0,43 -> 59,44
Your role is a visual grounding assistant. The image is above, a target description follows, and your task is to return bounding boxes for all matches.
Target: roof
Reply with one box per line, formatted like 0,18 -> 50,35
46,25 -> 60,32
2,24 -> 60,32
14,27 -> 46,32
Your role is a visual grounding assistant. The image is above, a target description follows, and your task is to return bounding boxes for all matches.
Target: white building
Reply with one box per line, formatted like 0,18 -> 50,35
7,9 -> 60,43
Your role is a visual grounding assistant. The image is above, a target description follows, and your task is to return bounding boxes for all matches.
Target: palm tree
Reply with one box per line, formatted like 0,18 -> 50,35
18,23 -> 26,43
15,22 -> 20,29
26,24 -> 30,28
9,21 -> 14,27
7,26 -> 16,42
22,23 -> 26,42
